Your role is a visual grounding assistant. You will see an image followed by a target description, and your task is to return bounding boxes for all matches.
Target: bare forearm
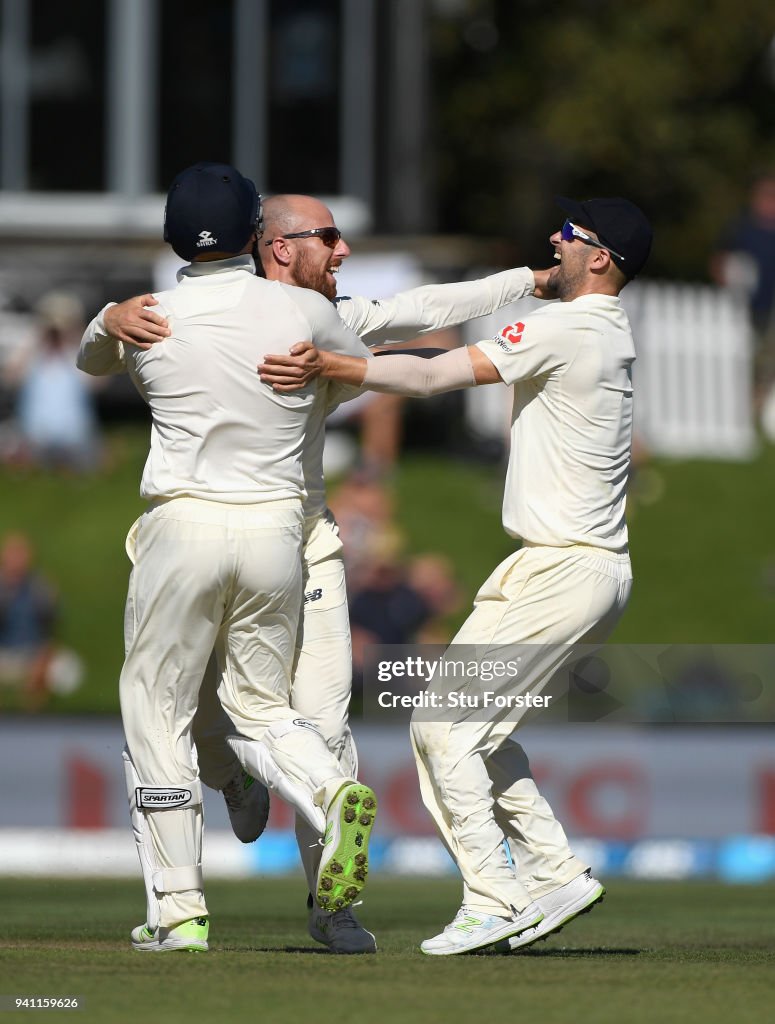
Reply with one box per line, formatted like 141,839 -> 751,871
312,349 -> 368,386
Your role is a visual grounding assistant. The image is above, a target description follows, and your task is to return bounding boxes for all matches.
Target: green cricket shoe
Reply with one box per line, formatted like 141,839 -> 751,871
131,916 -> 209,952
316,783 -> 377,911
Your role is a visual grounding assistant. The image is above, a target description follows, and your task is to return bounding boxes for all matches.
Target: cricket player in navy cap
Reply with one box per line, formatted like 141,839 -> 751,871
80,163 -> 382,951
259,196 -> 653,955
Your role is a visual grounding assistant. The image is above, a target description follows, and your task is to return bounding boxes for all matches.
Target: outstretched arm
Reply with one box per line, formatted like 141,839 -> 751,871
336,267 -> 557,343
259,343 -> 502,395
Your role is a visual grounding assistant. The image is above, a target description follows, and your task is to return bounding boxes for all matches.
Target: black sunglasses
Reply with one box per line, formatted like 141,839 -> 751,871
264,226 -> 342,248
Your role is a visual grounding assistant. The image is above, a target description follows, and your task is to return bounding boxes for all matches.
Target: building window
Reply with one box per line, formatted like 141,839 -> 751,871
28,0 -> 106,191
157,0 -> 234,189
268,0 -> 341,195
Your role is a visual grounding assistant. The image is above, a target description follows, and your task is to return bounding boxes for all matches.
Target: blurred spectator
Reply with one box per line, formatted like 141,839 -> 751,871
711,172 -> 775,410
329,467 -> 402,594
0,531 -> 83,711
349,534 -> 431,642
1,291 -> 102,472
358,392 -> 405,474
348,533 -> 433,699
406,553 -> 465,643
330,470 -> 464,696
0,531 -> 80,711
326,326 -> 463,477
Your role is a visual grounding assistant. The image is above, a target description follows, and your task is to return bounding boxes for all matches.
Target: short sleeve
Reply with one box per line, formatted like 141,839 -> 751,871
476,309 -> 566,385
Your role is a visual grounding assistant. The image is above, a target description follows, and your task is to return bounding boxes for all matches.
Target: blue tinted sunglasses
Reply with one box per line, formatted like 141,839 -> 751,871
561,220 -> 625,262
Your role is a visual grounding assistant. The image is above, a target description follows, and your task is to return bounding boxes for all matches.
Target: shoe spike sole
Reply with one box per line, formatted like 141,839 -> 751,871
317,785 -> 377,911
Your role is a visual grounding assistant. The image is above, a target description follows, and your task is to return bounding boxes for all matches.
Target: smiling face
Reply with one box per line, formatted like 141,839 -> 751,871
547,223 -> 592,299
548,220 -> 623,300
261,195 -> 351,300
292,229 -> 349,300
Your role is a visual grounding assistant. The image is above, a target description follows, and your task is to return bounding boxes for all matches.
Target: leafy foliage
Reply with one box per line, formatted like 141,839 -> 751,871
432,0 -> 775,277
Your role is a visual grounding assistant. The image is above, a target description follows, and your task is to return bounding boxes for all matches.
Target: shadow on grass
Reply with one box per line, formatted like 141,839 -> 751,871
232,944 -> 644,958
514,946 -> 642,958
223,945 -> 330,955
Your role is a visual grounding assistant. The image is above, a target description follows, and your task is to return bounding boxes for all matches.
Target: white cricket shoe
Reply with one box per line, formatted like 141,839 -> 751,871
131,916 -> 209,952
420,902 -> 543,956
508,869 -> 605,951
222,767 -> 270,844
308,900 -> 377,954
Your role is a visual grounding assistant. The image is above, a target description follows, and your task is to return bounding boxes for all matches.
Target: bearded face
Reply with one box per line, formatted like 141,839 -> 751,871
291,243 -> 340,301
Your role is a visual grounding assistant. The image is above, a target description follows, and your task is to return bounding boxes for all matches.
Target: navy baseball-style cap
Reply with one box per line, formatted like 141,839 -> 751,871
556,196 -> 653,278
163,162 -> 261,261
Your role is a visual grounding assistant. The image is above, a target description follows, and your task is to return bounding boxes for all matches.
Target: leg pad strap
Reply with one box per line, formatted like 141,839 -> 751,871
152,864 -> 204,894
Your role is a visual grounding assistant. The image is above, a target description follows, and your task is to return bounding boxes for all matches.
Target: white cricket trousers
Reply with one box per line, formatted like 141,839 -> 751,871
410,543 -> 632,917
191,510 -> 356,893
121,497 -> 347,928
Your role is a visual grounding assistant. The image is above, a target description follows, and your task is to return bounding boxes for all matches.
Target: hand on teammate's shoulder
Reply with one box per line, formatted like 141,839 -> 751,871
106,294 -> 170,350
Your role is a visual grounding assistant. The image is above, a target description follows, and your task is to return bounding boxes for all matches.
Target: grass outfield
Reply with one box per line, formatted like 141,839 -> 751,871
0,878 -> 772,1024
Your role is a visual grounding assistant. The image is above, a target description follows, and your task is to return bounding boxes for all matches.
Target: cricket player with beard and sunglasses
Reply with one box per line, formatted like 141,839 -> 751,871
260,196 -> 654,956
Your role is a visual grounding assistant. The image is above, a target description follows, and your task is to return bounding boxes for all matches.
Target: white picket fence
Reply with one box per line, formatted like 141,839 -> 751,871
463,282 -> 757,460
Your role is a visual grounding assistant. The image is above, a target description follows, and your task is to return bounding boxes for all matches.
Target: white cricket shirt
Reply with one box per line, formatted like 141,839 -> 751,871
78,264 -> 535,514
477,293 -> 635,551
78,256 -> 371,503
297,268 -> 536,516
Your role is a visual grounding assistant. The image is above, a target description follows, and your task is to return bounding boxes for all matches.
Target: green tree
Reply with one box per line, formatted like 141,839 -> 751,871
432,0 -> 775,278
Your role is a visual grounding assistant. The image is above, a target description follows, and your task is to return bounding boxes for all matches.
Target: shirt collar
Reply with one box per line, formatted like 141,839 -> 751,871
178,254 -> 256,282
568,292 -> 622,307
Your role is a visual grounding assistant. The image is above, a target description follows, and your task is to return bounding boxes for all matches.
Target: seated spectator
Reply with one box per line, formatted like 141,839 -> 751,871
0,531 -> 82,711
350,534 -> 432,644
348,533 -> 433,698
